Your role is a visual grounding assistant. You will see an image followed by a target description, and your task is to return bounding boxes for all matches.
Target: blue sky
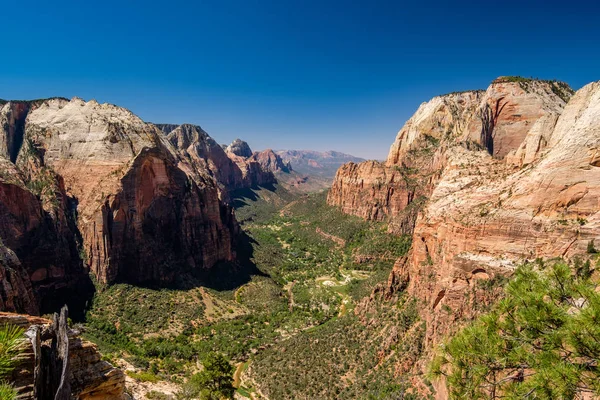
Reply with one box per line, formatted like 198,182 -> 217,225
1,1 -> 598,159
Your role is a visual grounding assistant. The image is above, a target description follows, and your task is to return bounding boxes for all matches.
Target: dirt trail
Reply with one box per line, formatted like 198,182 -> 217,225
233,362 -> 245,388
283,281 -> 296,311
315,227 -> 346,248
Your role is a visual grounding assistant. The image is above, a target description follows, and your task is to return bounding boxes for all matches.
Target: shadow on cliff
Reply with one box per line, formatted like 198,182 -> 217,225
39,276 -> 96,322
230,183 -> 277,209
186,230 -> 267,291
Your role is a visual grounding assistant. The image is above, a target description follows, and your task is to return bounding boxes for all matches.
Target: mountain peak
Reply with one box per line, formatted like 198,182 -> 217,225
226,138 -> 253,158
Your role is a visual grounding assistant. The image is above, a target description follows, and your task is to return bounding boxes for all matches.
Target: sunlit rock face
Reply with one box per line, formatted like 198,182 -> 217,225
331,78 -> 600,348
0,98 -> 238,294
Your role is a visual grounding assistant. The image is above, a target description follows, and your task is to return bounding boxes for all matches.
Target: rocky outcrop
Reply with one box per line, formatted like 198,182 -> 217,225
158,125 -> 285,195
253,149 -> 291,174
0,98 -> 238,290
223,141 -> 287,188
329,78 -> 600,390
0,145 -> 92,317
329,79 -> 574,234
328,90 -> 484,233
2,310 -> 125,399
399,80 -> 599,346
158,123 -> 246,198
226,139 -> 253,158
0,244 -> 37,316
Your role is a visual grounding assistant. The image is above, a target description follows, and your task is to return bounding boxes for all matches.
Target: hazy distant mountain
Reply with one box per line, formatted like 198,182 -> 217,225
275,150 -> 365,179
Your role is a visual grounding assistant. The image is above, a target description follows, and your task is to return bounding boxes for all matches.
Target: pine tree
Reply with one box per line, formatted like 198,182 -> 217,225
430,260 -> 600,399
181,352 -> 235,400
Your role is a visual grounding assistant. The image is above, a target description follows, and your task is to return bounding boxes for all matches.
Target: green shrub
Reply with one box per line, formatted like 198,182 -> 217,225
179,353 -> 234,400
126,370 -> 160,383
587,239 -> 597,254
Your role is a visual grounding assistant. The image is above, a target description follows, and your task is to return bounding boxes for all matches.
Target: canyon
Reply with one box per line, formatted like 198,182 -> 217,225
0,76 -> 598,399
0,98 -> 298,398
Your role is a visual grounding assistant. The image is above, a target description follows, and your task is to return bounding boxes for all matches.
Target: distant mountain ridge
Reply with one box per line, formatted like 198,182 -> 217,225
275,149 -> 365,179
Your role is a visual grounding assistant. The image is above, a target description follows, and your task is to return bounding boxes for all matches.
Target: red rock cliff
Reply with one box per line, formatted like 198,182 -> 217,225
399,80 -> 599,347
329,78 -> 600,390
1,98 -> 239,291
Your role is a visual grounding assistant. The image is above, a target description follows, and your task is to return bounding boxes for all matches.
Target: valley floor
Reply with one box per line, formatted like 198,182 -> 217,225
82,188 -> 420,399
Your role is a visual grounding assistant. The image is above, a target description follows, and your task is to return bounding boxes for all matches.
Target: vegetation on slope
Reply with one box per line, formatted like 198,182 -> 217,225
82,189 -> 411,398
247,296 -> 427,399
431,259 -> 600,399
492,76 -> 574,102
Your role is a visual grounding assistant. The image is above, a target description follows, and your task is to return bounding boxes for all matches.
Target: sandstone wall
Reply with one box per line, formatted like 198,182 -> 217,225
0,98 -> 239,293
329,79 -> 600,389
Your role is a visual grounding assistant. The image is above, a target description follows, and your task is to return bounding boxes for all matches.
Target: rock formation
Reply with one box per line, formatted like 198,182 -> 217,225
252,149 -> 291,174
226,138 -> 253,158
0,98 -> 239,293
328,90 -> 484,233
223,140 -> 290,188
329,78 -> 600,387
328,78 -> 574,233
160,124 -> 244,194
400,80 -> 598,345
158,126 -> 288,195
0,122 -> 93,317
2,309 -> 125,399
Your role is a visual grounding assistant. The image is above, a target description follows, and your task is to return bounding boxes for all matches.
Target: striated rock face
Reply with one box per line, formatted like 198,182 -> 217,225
223,140 -> 289,189
0,137 -> 92,317
399,80 -> 600,346
2,311 -> 125,399
161,123 -> 243,193
329,78 -> 600,389
0,98 -> 238,291
328,90 -> 484,233
329,79 -> 574,234
159,125 -> 286,195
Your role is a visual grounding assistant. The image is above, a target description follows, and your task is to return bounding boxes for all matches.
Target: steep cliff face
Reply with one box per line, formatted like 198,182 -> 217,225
399,80 -> 599,347
329,79 -> 573,234
158,124 -> 243,194
159,126 -> 284,195
0,98 -> 238,291
0,101 -> 30,162
329,78 -> 599,390
224,140 -> 279,188
463,77 -> 573,162
0,244 -> 37,315
253,149 -> 291,173
328,90 -> 483,233
0,142 -> 91,317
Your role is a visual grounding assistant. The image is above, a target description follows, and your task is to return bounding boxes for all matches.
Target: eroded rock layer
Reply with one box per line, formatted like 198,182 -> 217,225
330,78 -> 600,384
400,80 -> 599,346
0,98 -> 239,292
158,126 -> 288,196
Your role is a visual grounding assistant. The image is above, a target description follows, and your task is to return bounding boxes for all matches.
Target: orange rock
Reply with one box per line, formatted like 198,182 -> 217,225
332,78 -> 600,383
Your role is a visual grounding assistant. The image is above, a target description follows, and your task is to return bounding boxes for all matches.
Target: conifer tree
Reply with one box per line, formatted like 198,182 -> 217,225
430,261 -> 600,399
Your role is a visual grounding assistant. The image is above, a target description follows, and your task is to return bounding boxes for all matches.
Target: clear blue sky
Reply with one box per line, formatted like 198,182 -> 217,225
1,0 -> 598,159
